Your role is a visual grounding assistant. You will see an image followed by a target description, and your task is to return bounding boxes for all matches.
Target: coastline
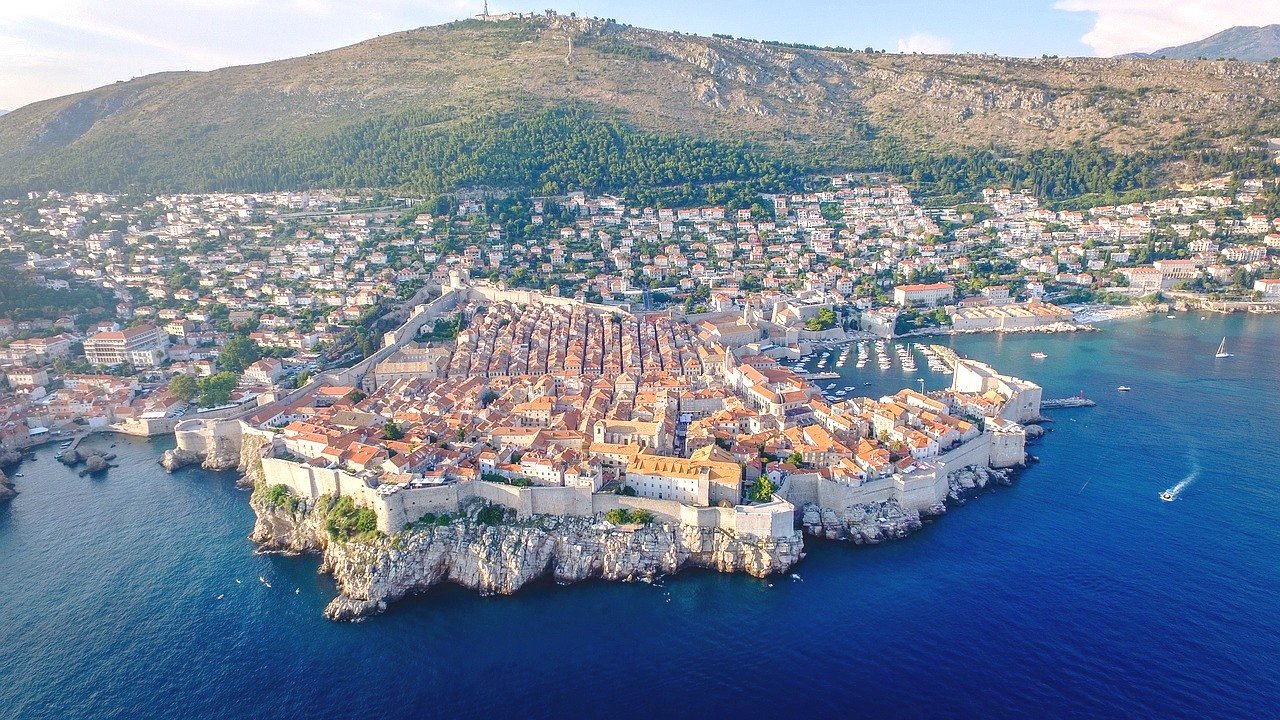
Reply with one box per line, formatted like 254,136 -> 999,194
246,458 -> 1030,620
249,490 -> 805,620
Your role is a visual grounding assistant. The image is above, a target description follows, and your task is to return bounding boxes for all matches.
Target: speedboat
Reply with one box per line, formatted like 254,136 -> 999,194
259,576 -> 267,584
1117,386 -> 1132,392
1160,491 -> 1175,502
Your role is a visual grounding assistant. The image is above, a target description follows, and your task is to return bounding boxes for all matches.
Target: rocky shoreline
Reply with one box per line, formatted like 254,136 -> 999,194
247,462 -> 1025,621
799,466 -> 1016,543
0,469 -> 16,503
250,491 -> 805,621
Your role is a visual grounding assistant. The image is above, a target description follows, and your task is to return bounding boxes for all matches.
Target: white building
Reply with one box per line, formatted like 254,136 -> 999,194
83,324 -> 168,368
893,282 -> 955,307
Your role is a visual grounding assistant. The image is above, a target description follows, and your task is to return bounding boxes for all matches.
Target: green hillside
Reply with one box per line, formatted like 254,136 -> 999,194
2,14 -> 1279,201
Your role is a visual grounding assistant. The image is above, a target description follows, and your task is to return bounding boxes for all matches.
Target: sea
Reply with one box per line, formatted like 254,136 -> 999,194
2,313 -> 1278,719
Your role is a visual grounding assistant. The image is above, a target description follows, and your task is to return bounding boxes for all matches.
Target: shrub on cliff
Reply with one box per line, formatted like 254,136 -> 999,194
629,509 -> 654,525
326,496 -> 380,540
605,508 -> 655,525
476,504 -> 508,525
259,483 -> 300,513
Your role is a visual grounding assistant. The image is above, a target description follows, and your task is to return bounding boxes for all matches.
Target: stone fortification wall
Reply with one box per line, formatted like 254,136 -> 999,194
259,457 -> 794,538
988,427 -> 1027,468
779,433 -> 1004,513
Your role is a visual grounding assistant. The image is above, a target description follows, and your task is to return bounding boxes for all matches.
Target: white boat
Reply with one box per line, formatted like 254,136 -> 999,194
259,575 -> 267,584
1117,386 -> 1132,392
216,594 -> 224,600
1160,491 -> 1175,502
1214,337 -> 1233,358
1030,352 -> 1047,359
1166,314 -> 1177,319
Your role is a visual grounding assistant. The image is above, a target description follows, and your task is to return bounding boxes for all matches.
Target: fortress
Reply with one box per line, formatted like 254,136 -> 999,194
175,285 -> 1038,552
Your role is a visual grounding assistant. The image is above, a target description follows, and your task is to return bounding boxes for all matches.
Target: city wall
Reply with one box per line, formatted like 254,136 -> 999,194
779,432 -> 1003,513
258,456 -> 793,538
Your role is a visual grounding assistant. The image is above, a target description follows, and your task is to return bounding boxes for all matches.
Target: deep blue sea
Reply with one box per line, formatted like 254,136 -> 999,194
2,314 -> 1279,719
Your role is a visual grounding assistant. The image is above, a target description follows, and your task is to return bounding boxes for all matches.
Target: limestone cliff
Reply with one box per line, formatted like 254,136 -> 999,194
202,429 -> 243,471
159,448 -> 202,472
800,466 -> 1014,542
0,469 -> 15,503
250,493 -> 804,621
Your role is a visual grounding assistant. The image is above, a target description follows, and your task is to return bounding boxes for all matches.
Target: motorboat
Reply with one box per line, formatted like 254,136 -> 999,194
1160,491 -> 1175,502
1117,386 -> 1132,392
1030,352 -> 1047,359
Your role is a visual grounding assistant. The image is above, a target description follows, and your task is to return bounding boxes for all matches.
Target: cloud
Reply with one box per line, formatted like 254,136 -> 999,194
1055,0 -> 1280,56
896,32 -> 952,54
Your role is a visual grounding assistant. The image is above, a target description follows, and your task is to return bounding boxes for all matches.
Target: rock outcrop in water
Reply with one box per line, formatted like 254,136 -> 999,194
250,492 -> 804,621
0,449 -> 22,469
159,448 -> 203,472
0,469 -> 15,503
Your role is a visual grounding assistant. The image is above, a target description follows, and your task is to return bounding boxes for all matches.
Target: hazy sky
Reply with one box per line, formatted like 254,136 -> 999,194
1,0 -> 1277,111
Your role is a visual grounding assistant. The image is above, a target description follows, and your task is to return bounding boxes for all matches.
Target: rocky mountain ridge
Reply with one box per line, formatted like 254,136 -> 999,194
2,14 -> 1278,195
1123,24 -> 1280,62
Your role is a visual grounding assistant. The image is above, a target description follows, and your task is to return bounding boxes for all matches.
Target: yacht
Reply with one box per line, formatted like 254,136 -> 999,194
1117,385 -> 1132,392
1214,337 -> 1233,358
1030,352 -> 1047,359
1160,490 -> 1175,502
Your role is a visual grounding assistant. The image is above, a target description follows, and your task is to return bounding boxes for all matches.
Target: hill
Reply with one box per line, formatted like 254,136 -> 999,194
1,13 -> 1278,202
1123,24 -> 1280,62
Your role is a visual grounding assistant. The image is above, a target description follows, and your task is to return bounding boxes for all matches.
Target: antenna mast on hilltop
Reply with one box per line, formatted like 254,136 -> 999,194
566,34 -> 574,65
483,0 -> 489,19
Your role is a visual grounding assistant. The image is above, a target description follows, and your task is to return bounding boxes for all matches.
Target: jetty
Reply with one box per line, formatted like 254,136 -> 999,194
801,371 -> 841,380
1041,397 -> 1096,409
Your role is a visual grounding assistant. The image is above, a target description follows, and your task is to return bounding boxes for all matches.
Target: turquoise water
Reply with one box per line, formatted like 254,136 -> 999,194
2,314 -> 1278,719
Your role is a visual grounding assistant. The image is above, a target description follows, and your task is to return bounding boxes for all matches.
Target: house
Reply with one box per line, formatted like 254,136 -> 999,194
83,324 -> 168,368
1255,278 -> 1280,297
892,282 -> 955,307
243,358 -> 284,385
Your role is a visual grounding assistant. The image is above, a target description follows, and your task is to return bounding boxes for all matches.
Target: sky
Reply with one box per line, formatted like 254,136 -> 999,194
1,0 -> 1278,112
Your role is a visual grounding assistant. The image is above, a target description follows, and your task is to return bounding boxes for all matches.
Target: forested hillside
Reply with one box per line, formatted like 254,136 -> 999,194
2,14 -> 1279,202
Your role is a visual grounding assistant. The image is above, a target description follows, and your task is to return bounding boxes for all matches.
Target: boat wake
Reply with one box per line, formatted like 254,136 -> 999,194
1162,470 -> 1197,502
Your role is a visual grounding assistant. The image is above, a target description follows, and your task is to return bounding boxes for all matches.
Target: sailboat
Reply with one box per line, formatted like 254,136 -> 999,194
1215,337 -> 1233,359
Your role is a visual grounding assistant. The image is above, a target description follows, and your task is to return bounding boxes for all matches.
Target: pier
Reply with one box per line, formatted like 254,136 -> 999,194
1041,397 -> 1097,409
801,371 -> 841,380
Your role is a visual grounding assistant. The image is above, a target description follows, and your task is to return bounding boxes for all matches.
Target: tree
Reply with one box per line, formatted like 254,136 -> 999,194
382,420 -> 405,441
219,335 -> 263,373
169,374 -> 198,403
197,371 -> 238,407
805,307 -> 837,331
785,451 -> 804,466
751,475 -> 777,502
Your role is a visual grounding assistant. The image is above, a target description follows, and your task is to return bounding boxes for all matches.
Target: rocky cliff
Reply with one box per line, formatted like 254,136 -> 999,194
800,466 -> 1014,542
161,423 -> 270,481
0,469 -> 16,503
250,492 -> 804,621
